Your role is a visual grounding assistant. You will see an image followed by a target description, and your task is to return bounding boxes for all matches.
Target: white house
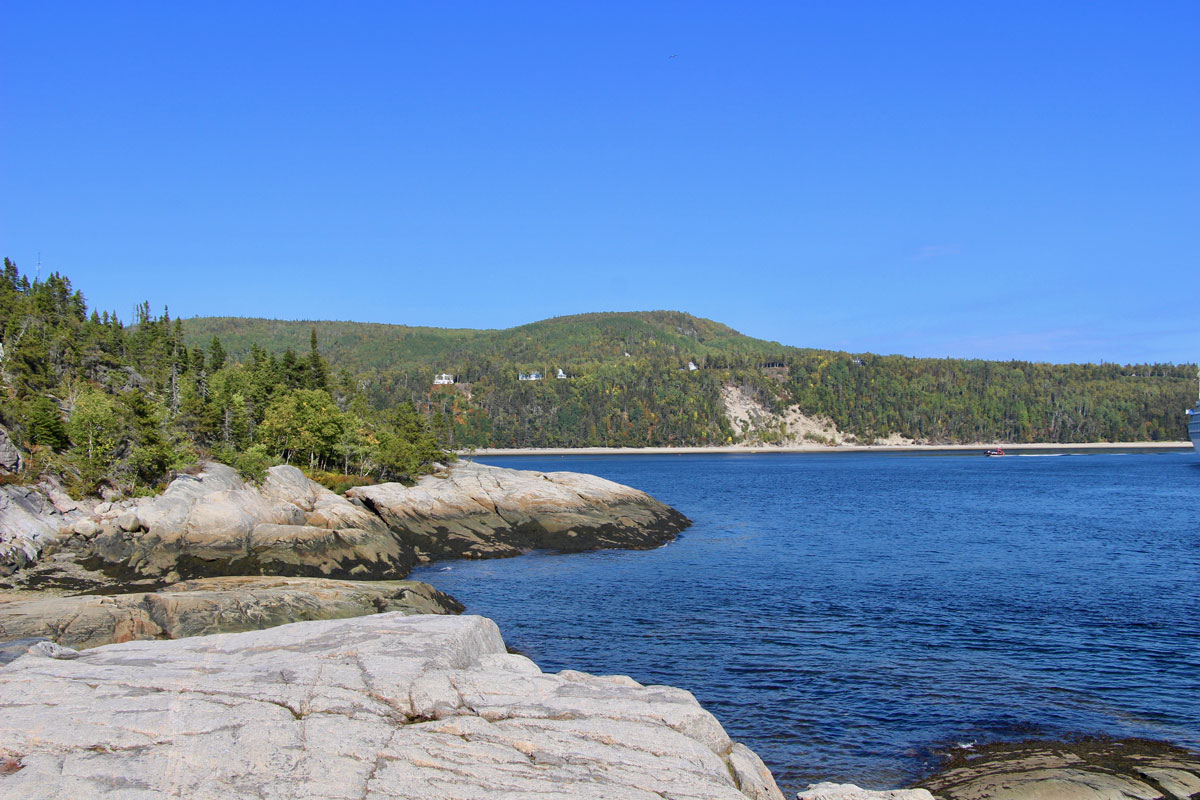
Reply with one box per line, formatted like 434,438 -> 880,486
687,361 -> 698,371
518,371 -> 543,381
433,373 -> 455,385
556,368 -> 568,379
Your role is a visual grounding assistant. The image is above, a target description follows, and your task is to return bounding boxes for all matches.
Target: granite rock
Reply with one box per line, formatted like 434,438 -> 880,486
0,427 -> 21,474
917,738 -> 1200,800
80,463 -> 415,585
4,461 -> 689,591
0,575 -> 462,649
0,612 -> 783,800
347,460 -> 690,560
0,483 -> 85,574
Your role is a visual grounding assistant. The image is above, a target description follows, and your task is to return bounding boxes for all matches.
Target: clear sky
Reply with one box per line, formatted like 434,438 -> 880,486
2,2 -> 1196,364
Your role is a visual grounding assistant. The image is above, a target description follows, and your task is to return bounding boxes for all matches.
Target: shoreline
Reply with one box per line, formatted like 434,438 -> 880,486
462,441 -> 1193,456
7,455 -> 1198,797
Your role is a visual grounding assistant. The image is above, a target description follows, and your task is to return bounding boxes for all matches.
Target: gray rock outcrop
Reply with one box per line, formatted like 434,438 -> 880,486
0,427 -> 21,475
0,575 -> 462,649
83,463 -> 411,584
347,461 -> 690,560
0,612 -> 783,800
0,483 -> 88,573
4,461 -> 689,591
917,738 -> 1200,800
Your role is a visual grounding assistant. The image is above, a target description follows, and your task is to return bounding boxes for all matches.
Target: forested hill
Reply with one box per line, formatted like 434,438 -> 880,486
179,313 -> 1197,448
5,261 -> 1190,500
178,312 -> 785,374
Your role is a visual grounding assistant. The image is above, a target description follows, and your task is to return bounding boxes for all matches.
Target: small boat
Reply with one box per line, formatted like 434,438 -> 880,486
984,447 -> 1006,457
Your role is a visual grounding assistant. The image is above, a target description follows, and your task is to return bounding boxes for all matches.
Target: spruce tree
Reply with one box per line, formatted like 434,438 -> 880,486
208,336 -> 226,373
189,347 -> 206,374
27,396 -> 69,451
308,328 -> 330,390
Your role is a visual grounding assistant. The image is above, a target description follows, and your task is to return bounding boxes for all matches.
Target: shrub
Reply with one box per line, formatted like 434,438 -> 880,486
232,444 -> 276,484
308,469 -> 376,495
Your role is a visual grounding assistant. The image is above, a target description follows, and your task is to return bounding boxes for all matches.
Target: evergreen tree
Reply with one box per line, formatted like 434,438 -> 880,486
308,328 -> 330,390
208,336 -> 226,373
124,389 -> 173,485
189,346 -> 206,374
27,396 -> 69,451
373,402 -> 443,481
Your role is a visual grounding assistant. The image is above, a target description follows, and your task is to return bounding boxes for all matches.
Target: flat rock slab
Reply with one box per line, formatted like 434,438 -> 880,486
0,576 -> 462,649
917,738 -> 1200,800
0,613 -> 782,800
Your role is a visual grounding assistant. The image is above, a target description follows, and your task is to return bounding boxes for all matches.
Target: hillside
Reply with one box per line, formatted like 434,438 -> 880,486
181,313 -> 1196,448
0,252 -> 1192,499
179,311 -> 787,374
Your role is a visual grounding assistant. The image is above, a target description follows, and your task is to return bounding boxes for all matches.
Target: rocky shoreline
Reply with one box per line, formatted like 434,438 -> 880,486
0,575 -> 463,650
0,458 -> 688,652
919,737 -> 1200,800
3,461 -> 1199,798
1,460 -> 690,594
0,613 -> 785,799
803,738 -> 1200,800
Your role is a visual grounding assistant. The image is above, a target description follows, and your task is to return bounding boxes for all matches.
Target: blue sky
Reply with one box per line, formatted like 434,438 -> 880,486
2,2 -> 1196,364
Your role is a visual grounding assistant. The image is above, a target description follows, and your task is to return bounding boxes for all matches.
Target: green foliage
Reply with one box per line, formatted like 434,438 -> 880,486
208,336 -> 226,373
66,389 -> 124,492
27,396 -> 69,451
374,402 -> 445,482
0,251 -> 1191,503
778,354 -> 1192,444
308,470 -> 375,495
179,312 -> 1196,448
308,327 -> 330,390
0,259 -> 449,496
258,389 -> 346,470
232,444 -> 275,484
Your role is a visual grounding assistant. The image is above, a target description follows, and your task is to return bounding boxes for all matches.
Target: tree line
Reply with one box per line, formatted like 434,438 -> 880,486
3,259 -> 1191,499
0,259 -> 445,497
183,311 -> 1196,448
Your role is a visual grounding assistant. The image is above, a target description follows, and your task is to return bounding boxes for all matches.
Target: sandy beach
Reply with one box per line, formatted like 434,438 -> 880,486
463,441 -> 1194,456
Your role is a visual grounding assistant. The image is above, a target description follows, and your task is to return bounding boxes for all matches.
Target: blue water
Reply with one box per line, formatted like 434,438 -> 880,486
410,452 -> 1200,792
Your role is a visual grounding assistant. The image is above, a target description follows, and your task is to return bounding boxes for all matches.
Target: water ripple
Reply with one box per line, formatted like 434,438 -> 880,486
412,452 -> 1200,794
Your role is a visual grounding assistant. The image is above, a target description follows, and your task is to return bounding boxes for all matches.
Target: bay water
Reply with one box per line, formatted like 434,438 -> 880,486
410,452 -> 1200,792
